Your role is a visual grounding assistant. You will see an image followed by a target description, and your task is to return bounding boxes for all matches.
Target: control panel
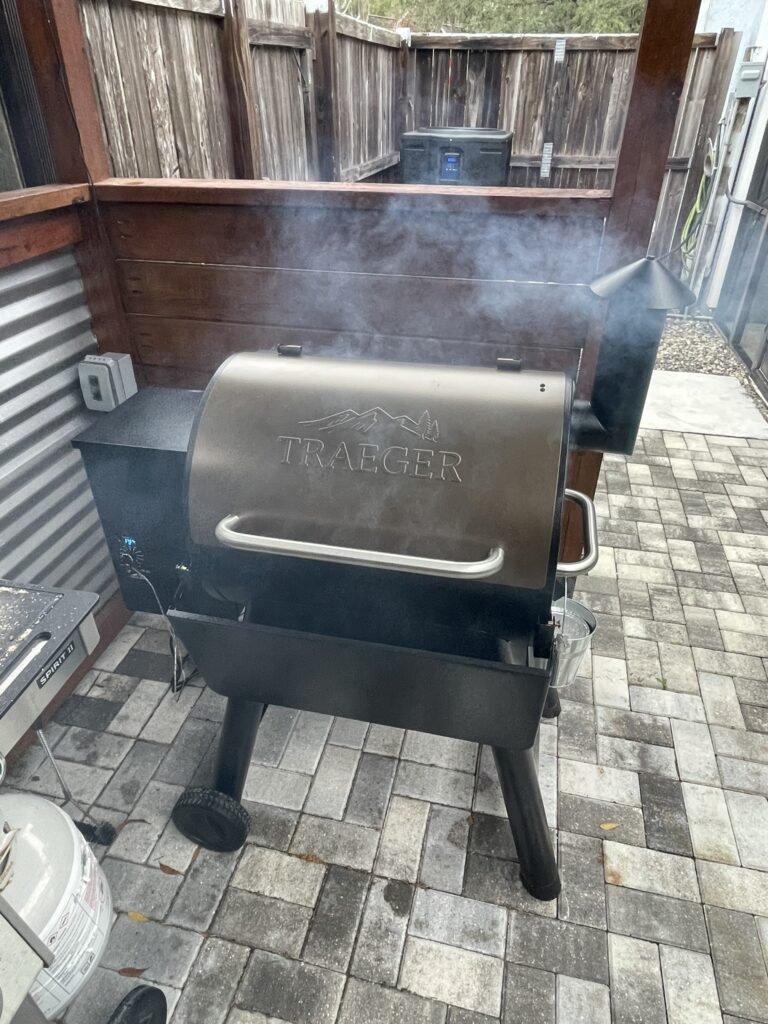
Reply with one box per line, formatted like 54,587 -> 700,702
118,534 -> 146,579
439,149 -> 462,183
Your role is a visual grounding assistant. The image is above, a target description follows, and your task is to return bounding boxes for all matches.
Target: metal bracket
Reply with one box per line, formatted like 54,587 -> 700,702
496,356 -> 523,371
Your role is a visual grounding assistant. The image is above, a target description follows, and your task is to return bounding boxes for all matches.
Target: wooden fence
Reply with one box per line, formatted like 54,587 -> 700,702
77,1 -> 737,260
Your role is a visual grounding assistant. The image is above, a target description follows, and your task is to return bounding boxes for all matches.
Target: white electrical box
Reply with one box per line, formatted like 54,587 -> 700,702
78,352 -> 137,412
735,60 -> 764,100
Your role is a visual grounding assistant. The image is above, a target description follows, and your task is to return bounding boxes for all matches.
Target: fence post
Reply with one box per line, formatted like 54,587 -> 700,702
222,0 -> 262,179
307,0 -> 340,181
539,36 -> 568,187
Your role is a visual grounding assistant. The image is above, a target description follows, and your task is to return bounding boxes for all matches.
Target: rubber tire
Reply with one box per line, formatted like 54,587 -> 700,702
107,986 -> 167,1024
171,787 -> 250,852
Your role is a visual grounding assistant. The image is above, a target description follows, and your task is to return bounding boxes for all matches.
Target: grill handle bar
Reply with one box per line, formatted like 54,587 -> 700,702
215,515 -> 505,579
557,488 -> 599,576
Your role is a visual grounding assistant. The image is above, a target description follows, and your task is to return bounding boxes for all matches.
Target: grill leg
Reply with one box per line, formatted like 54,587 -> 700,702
214,697 -> 265,800
172,696 -> 264,853
492,744 -> 561,901
542,685 -> 562,719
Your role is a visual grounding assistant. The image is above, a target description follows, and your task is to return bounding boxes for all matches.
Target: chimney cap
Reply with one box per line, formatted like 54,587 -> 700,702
590,256 -> 696,310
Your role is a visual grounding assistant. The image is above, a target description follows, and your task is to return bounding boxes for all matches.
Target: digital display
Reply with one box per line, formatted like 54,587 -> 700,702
439,149 -> 462,183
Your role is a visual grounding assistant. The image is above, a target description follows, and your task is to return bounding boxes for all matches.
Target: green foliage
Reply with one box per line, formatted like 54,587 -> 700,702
355,0 -> 645,33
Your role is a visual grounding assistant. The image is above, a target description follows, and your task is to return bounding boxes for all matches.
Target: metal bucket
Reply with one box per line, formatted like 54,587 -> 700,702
551,597 -> 597,690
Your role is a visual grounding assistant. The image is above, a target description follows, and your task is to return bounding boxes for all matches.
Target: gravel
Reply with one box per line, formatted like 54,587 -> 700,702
655,315 -> 768,422
656,316 -> 752,383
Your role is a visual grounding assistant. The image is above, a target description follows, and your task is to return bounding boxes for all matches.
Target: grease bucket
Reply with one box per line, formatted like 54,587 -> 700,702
551,597 -> 596,690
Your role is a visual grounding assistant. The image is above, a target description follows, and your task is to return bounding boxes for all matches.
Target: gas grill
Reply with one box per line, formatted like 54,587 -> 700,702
0,580 -> 98,777
75,350 -> 599,901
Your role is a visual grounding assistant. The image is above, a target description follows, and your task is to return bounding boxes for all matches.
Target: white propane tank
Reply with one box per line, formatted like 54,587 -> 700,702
0,793 -> 112,1019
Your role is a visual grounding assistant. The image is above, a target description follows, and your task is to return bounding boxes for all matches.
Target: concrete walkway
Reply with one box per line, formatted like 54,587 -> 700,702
5,422 -> 768,1024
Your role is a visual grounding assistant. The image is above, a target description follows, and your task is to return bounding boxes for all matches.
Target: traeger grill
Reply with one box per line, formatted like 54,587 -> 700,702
76,350 -> 599,901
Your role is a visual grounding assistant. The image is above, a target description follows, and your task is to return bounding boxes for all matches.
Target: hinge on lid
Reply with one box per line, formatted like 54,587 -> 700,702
496,357 -> 523,371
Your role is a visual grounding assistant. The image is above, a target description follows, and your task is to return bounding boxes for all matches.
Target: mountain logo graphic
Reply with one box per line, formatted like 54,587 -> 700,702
299,407 -> 440,443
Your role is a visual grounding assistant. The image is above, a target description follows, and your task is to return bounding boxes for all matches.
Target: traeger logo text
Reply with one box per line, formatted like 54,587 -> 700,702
277,406 -> 462,482
37,641 -> 75,689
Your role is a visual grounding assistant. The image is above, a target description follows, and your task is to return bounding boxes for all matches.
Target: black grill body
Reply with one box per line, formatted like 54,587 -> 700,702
75,356 -> 578,900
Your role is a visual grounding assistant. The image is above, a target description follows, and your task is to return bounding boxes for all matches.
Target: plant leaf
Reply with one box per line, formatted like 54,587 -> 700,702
118,967 -> 146,978
158,862 -> 181,875
127,911 -> 150,923
599,822 -> 620,831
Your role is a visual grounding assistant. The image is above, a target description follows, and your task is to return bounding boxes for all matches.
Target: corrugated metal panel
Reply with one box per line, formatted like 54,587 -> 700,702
0,250 -> 118,603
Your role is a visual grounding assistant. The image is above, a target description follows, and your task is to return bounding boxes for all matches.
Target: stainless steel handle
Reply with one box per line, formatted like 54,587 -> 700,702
557,488 -> 599,576
215,514 -> 505,579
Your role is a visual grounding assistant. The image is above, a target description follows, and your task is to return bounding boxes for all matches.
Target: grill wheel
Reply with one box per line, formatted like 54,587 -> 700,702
107,986 -> 167,1024
171,787 -> 250,852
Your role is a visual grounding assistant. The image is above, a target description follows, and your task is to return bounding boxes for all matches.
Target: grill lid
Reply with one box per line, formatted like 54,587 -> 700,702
187,353 -> 570,589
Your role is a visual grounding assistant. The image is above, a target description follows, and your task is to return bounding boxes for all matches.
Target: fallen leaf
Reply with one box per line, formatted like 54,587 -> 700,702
127,911 -> 150,923
189,846 -> 201,866
295,852 -> 324,865
118,967 -> 146,978
158,863 -> 181,875
599,822 -> 620,831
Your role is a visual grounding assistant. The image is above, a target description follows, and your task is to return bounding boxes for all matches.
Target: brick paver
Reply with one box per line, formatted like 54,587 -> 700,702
6,428 -> 768,1023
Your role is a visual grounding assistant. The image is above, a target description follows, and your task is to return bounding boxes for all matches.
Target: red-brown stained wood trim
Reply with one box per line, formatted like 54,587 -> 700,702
0,183 -> 91,223
116,260 -> 597,343
16,0 -> 109,182
75,205 -> 133,356
604,0 -> 702,267
102,202 -> 605,284
560,450 -> 604,563
93,177 -> 612,216
128,313 -> 584,372
0,209 -> 82,269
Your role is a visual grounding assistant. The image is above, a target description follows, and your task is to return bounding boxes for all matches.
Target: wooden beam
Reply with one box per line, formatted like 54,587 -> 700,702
0,208 -> 81,269
0,183 -> 90,222
604,0 -> 703,268
94,177 -> 613,216
16,0 -> 109,182
75,204 -> 133,356
221,0 -> 262,179
125,0 -> 224,14
300,45 -> 320,180
308,1 -> 342,182
335,13 -> 402,48
408,31 -> 716,51
561,451 -> 604,562
248,19 -> 312,49
339,152 -> 400,182
504,155 -> 690,171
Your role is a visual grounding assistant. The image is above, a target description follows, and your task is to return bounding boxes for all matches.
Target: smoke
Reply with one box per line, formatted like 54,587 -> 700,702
258,190 -> 617,380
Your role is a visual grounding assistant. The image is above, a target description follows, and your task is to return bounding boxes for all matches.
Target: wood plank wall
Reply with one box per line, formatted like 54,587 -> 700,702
79,0 -> 235,177
334,15 -> 402,182
409,33 -> 728,196
95,181 -> 609,389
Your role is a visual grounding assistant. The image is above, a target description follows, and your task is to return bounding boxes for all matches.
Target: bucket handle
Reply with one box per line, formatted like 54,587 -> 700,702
557,489 -> 599,576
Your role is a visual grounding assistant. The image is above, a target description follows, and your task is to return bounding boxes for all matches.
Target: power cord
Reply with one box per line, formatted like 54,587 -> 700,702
119,551 -> 188,697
